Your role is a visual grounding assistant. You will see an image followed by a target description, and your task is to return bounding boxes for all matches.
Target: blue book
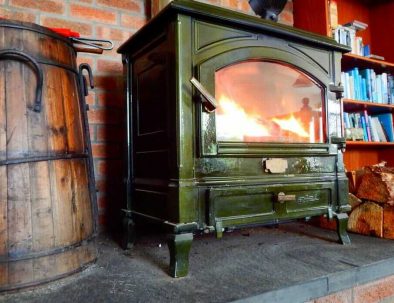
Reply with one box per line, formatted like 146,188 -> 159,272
355,68 -> 361,100
382,73 -> 389,104
389,74 -> 394,104
363,110 -> 372,141
376,113 -> 394,142
360,116 -> 369,141
371,70 -> 378,102
352,68 -> 360,100
361,78 -> 367,100
360,69 -> 372,100
363,45 -> 371,56
377,74 -> 383,103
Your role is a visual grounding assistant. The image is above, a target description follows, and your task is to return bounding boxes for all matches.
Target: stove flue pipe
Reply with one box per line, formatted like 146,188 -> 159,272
248,0 -> 288,22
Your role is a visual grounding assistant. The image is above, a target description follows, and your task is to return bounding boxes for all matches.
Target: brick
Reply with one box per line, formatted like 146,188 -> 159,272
95,179 -> 106,193
97,125 -> 125,142
96,26 -> 134,42
121,14 -> 147,30
279,10 -> 294,26
354,276 -> 394,303
314,289 -> 352,303
97,59 -> 123,74
97,92 -> 124,108
88,108 -> 122,124
99,46 -> 123,59
96,159 -> 123,177
92,143 -> 121,158
85,91 -> 96,106
220,0 -> 251,12
97,194 -> 107,210
89,124 -> 96,141
76,55 -> 94,68
70,4 -> 117,25
72,0 -> 93,3
94,75 -> 123,91
97,0 -> 141,12
41,17 -> 93,36
10,0 -> 64,14
0,8 -> 36,23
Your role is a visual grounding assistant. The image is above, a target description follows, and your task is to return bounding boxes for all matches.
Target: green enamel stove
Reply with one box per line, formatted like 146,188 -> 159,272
118,0 -> 351,278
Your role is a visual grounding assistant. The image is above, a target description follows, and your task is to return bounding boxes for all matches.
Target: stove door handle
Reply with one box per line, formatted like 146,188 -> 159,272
190,77 -> 217,113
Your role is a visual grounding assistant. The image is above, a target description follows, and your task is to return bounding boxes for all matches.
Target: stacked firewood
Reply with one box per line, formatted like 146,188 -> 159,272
347,162 -> 394,239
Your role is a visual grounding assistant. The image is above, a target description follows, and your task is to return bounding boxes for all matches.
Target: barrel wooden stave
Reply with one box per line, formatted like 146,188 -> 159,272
0,21 -> 96,291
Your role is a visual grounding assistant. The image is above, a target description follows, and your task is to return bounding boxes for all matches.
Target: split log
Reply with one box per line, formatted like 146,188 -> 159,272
383,206 -> 394,240
348,201 -> 383,238
349,193 -> 362,209
356,166 -> 394,205
346,168 -> 367,194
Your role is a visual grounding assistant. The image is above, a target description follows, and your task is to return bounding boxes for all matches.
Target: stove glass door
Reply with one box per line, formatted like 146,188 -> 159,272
215,61 -> 325,143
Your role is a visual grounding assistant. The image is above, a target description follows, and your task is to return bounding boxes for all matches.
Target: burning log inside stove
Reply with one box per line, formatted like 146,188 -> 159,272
216,95 -> 323,143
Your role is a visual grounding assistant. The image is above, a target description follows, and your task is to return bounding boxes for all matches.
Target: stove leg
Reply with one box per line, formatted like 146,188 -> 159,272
167,233 -> 193,278
121,215 -> 136,250
336,213 -> 351,245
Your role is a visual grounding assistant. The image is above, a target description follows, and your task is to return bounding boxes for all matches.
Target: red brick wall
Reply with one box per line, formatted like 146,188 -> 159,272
0,0 -> 292,230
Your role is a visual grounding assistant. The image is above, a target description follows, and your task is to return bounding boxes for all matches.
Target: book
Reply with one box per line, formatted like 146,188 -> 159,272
369,116 -> 379,142
360,115 -> 368,141
376,113 -> 394,142
363,110 -> 372,141
363,45 -> 371,57
343,20 -> 368,31
371,117 -> 387,142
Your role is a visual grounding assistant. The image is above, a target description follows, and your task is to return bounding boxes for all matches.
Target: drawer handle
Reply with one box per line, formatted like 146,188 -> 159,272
277,192 -> 296,203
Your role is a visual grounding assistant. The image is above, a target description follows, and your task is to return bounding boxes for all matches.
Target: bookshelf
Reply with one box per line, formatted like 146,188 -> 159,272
294,0 -> 394,171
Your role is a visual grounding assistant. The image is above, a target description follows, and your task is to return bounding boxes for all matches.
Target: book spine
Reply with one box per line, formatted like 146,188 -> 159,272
366,69 -> 372,101
369,115 -> 379,142
382,73 -> 388,104
363,110 -> 371,141
360,116 -> 368,141
354,68 -> 360,100
371,70 -> 377,102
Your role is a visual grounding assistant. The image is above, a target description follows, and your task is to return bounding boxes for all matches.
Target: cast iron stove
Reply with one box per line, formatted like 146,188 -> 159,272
118,0 -> 351,277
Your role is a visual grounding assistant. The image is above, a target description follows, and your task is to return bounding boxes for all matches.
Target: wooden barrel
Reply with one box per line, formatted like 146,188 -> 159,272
0,20 -> 97,291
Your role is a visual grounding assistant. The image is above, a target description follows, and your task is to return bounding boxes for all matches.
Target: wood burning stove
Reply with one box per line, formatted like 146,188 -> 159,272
118,0 -> 351,277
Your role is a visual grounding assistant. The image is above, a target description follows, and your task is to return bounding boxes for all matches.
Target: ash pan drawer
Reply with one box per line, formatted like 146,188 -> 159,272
207,183 -> 334,227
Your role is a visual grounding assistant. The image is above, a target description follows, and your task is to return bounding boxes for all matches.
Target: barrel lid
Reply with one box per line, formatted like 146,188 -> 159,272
0,19 -> 74,46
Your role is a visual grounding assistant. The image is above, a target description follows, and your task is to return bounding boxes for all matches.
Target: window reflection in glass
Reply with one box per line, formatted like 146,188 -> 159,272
215,61 -> 325,143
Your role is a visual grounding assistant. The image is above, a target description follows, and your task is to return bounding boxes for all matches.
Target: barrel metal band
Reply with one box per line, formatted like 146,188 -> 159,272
0,234 -> 96,263
0,23 -> 74,47
0,259 -> 96,292
2,53 -> 79,75
0,153 -> 89,166
37,58 -> 79,75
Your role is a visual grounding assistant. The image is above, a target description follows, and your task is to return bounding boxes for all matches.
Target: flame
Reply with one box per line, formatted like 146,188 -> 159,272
272,115 -> 310,138
216,95 -> 270,140
216,95 -> 311,141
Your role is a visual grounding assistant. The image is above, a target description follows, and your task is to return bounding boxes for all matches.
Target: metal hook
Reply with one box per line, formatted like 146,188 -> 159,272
79,63 -> 94,97
0,49 -> 43,112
